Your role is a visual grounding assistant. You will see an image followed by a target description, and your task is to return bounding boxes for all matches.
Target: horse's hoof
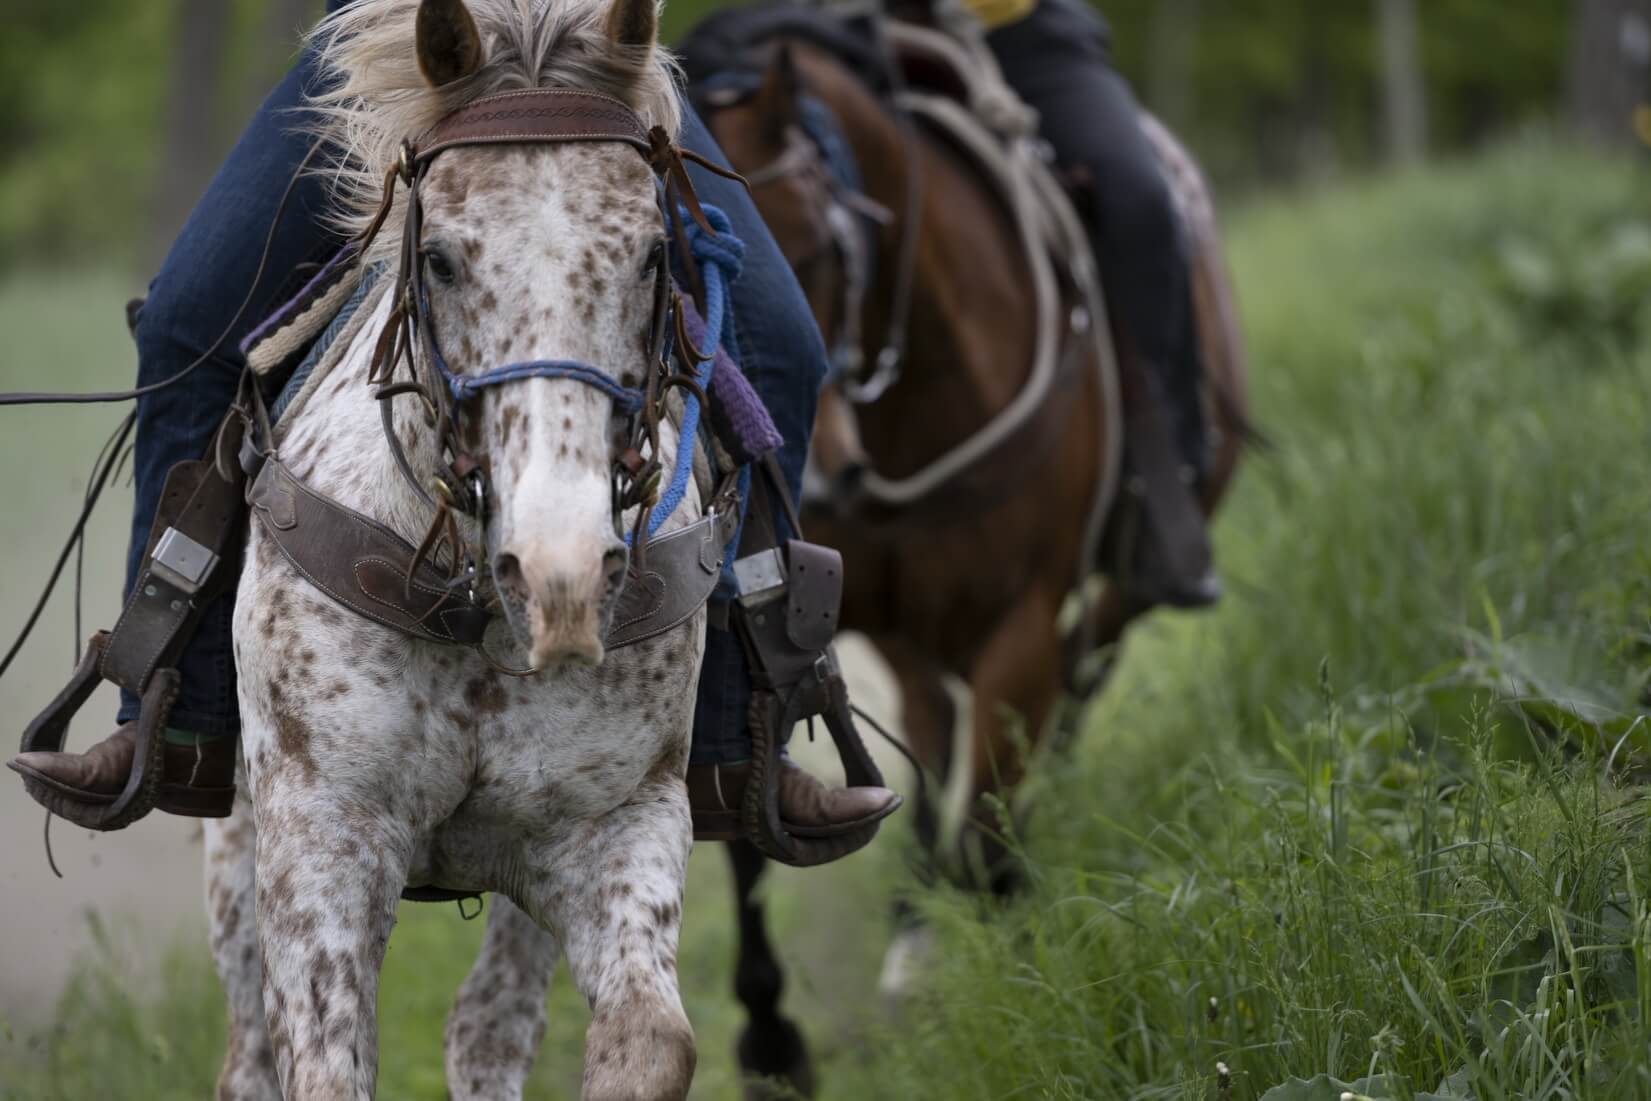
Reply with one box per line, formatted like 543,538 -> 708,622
736,1020 -> 815,1100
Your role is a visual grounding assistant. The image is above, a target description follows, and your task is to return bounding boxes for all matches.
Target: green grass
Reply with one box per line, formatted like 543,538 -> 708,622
4,138 -> 1651,1099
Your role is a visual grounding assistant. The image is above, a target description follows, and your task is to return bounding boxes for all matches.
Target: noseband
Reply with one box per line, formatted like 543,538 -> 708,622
355,88 -> 742,580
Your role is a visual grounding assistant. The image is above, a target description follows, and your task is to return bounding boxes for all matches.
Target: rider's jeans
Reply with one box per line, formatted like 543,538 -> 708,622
116,18 -> 825,764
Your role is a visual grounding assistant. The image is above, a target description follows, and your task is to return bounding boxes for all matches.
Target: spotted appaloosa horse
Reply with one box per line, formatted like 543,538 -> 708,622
203,0 -> 709,1097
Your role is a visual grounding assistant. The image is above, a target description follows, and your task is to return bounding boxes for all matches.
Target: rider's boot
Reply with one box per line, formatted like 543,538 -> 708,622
9,725 -> 236,818
687,757 -> 900,841
1113,367 -> 1220,610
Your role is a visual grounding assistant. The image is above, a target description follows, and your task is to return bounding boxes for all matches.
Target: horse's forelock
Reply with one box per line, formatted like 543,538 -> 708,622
303,0 -> 682,245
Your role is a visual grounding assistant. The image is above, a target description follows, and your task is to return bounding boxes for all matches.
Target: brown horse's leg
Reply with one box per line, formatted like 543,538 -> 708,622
727,841 -> 815,1100
869,635 -> 957,877
1061,582 -> 1148,706
962,591 -> 1064,896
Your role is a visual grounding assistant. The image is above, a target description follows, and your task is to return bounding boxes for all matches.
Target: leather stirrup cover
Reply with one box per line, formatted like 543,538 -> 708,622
103,410 -> 250,694
13,403 -> 251,832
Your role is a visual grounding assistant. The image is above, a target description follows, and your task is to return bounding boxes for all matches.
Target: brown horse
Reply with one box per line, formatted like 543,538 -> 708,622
691,23 -> 1250,1096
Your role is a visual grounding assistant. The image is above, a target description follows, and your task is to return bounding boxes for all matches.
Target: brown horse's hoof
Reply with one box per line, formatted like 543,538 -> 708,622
736,1019 -> 815,1100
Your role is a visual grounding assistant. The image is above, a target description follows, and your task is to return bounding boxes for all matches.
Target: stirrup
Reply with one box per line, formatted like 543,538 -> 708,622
11,633 -> 179,831
1106,378 -> 1214,603
11,404 -> 250,831
729,464 -> 892,866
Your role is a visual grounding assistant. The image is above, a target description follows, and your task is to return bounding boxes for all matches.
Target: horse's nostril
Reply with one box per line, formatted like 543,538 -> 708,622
493,552 -> 523,591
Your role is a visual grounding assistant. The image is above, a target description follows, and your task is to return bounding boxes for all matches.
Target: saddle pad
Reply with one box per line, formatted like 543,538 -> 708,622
271,262 -> 386,427
241,245 -> 367,380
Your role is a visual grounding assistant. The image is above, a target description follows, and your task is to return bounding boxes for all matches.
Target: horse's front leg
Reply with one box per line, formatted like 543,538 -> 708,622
524,787 -> 695,1101
444,895 -> 559,1100
205,765 -> 282,1101
245,732 -> 413,1100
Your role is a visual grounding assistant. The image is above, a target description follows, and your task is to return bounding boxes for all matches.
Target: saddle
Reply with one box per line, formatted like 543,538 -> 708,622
14,89 -> 888,873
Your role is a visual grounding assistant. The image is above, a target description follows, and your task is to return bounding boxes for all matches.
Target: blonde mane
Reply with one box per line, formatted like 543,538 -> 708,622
303,0 -> 682,241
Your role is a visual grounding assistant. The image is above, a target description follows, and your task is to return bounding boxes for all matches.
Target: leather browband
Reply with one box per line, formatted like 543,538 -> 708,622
414,88 -> 653,166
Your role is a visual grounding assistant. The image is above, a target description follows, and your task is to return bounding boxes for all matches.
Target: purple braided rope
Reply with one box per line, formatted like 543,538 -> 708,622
676,291 -> 784,464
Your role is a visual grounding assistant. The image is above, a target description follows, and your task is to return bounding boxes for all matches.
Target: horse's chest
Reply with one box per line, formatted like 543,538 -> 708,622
429,636 -> 699,814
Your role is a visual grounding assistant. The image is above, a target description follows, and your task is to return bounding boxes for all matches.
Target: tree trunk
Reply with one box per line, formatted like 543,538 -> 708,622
1375,0 -> 1427,165
147,0 -> 232,270
1148,0 -> 1200,131
1569,0 -> 1651,146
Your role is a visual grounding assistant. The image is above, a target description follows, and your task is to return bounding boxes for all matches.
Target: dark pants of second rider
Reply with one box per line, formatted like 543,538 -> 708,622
987,0 -> 1204,471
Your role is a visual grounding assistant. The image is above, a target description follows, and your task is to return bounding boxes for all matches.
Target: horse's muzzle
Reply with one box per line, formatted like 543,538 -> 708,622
493,540 -> 627,667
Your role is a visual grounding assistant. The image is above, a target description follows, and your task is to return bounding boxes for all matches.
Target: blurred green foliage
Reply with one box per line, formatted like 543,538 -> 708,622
0,0 -> 1578,268
1098,0 -> 1569,184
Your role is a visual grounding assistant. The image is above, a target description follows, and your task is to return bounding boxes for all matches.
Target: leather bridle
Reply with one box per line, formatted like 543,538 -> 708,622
743,122 -> 890,395
338,87 -> 744,594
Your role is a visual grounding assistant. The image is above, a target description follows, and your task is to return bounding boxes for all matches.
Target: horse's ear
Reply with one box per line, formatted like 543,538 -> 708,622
416,0 -> 484,87
753,44 -> 800,140
605,0 -> 658,49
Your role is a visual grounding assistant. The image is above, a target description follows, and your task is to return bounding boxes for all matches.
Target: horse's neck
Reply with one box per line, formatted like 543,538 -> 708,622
826,66 -> 1039,478
277,291 -> 448,547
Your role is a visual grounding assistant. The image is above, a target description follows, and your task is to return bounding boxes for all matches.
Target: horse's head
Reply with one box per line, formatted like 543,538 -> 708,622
703,45 -> 878,502
313,0 -> 683,667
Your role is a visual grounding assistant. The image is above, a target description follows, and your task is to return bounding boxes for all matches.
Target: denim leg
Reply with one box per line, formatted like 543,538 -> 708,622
115,46 -> 347,735
678,103 -> 830,766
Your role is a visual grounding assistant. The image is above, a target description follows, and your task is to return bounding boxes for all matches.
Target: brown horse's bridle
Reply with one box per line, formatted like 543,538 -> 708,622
344,88 -> 744,591
702,83 -> 924,405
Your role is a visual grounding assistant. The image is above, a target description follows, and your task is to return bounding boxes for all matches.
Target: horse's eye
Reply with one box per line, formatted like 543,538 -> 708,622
424,249 -> 457,285
641,240 -> 666,283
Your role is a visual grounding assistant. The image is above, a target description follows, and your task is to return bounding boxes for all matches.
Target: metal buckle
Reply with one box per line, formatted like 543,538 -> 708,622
150,528 -> 219,595
732,548 -> 787,608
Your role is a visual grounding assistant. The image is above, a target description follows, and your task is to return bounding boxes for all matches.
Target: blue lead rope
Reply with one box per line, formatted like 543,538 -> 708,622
638,202 -> 744,544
